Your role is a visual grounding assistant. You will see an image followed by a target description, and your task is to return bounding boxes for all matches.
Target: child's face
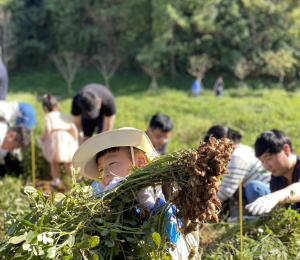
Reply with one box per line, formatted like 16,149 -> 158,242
97,150 -> 132,188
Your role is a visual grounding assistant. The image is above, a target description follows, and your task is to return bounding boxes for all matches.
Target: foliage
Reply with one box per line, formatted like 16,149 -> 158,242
0,143 -> 229,260
50,52 -> 82,93
187,54 -> 217,79
92,53 -> 123,88
202,206 -> 300,259
4,0 -> 300,80
232,59 -> 253,89
264,49 -> 298,85
0,175 -> 31,242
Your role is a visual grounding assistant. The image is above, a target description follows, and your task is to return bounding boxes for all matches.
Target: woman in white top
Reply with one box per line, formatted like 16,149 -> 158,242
40,94 -> 78,187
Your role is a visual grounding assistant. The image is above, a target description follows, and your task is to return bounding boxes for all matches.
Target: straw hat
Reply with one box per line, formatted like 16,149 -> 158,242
72,127 -> 158,180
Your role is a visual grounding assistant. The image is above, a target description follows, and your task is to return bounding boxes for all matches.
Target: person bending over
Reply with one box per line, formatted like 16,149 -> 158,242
0,118 -> 31,171
71,83 -> 116,145
247,130 -> 300,215
146,114 -> 173,156
204,126 -> 271,207
0,100 -> 36,129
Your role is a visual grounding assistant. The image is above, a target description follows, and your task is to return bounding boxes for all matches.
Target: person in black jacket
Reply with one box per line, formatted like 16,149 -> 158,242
246,130 -> 300,215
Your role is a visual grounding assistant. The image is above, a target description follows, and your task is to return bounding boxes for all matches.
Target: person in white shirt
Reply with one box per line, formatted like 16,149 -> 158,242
204,125 -> 271,206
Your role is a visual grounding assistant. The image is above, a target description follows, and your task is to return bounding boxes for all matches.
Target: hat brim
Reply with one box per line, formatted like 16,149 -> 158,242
72,128 -> 159,180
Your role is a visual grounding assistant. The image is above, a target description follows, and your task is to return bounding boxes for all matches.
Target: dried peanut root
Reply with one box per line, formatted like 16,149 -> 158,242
171,137 -> 233,234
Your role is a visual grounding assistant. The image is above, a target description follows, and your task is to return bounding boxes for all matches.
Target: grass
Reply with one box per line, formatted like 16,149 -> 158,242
3,69 -> 300,259
5,83 -> 300,178
8,67 -> 300,97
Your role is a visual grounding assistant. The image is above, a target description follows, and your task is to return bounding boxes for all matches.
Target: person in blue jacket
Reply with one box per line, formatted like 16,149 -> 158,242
191,77 -> 203,98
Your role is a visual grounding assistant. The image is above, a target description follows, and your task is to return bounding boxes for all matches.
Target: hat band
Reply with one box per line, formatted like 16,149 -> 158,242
130,146 -> 135,166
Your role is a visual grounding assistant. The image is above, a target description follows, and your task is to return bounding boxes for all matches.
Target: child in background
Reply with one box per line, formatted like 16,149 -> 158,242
39,94 -> 78,187
72,128 -> 200,260
191,77 -> 203,98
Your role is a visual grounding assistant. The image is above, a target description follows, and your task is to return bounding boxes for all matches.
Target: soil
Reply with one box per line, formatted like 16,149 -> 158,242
35,176 -> 72,195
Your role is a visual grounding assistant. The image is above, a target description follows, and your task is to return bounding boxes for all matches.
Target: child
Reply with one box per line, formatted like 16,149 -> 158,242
72,127 -> 200,259
146,114 -> 173,156
39,94 -> 78,187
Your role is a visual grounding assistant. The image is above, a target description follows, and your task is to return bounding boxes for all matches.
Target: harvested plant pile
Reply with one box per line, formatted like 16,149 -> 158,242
0,137 -> 232,260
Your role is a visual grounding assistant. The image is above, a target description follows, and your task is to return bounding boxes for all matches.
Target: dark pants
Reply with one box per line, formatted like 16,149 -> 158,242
82,117 -> 104,137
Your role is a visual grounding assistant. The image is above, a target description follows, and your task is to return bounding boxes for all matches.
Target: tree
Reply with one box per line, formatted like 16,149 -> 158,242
232,59 -> 253,89
136,43 -> 168,93
264,49 -> 297,87
50,52 -> 82,93
0,1 -> 15,66
92,53 -> 122,88
187,54 -> 216,79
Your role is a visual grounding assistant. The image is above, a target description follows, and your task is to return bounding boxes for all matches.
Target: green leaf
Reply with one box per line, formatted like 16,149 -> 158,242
67,235 -> 75,248
55,193 -> 66,202
123,219 -> 137,226
113,243 -> 120,255
126,237 -> 135,243
76,241 -> 89,249
26,231 -> 37,243
72,249 -> 82,260
7,223 -> 17,236
100,229 -> 110,236
22,220 -> 34,227
98,253 -> 105,260
94,218 -> 103,224
63,255 -> 73,260
122,197 -> 131,203
38,215 -> 45,227
110,231 -> 117,239
104,240 -> 114,247
24,186 -> 37,194
9,235 -> 27,244
152,232 -> 161,247
47,246 -> 56,258
88,236 -> 100,249
51,192 -> 55,204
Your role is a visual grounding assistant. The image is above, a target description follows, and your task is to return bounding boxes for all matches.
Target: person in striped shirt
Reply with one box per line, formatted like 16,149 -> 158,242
204,126 -> 271,205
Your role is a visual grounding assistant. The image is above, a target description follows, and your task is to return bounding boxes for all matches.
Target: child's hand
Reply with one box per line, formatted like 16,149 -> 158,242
137,187 -> 155,210
104,177 -> 124,192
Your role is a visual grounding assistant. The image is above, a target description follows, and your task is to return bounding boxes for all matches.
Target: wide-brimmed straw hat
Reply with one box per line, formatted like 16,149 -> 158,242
72,127 -> 158,180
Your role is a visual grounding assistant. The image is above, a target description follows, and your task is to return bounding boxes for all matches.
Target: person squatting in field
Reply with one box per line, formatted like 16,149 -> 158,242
204,126 -> 271,209
71,83 -> 116,145
0,117 -> 31,170
72,128 -> 200,260
39,94 -> 78,188
247,130 -> 300,215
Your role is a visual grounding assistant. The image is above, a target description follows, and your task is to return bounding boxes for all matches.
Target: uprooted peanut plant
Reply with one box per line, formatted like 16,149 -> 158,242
0,137 -> 233,260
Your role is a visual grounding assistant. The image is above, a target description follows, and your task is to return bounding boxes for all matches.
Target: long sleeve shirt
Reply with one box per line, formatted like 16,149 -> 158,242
217,144 -> 271,203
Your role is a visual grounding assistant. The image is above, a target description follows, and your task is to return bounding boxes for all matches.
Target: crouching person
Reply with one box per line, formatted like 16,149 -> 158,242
0,118 -> 31,173
72,127 -> 200,259
246,130 -> 300,215
204,126 -> 271,216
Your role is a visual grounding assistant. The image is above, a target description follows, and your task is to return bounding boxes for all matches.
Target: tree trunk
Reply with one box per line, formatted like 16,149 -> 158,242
104,75 -> 110,88
148,76 -> 159,93
279,76 -> 284,87
169,27 -> 176,78
67,81 -> 72,94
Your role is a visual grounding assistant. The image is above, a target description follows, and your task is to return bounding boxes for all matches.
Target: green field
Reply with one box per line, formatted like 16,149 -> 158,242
2,71 -> 300,258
